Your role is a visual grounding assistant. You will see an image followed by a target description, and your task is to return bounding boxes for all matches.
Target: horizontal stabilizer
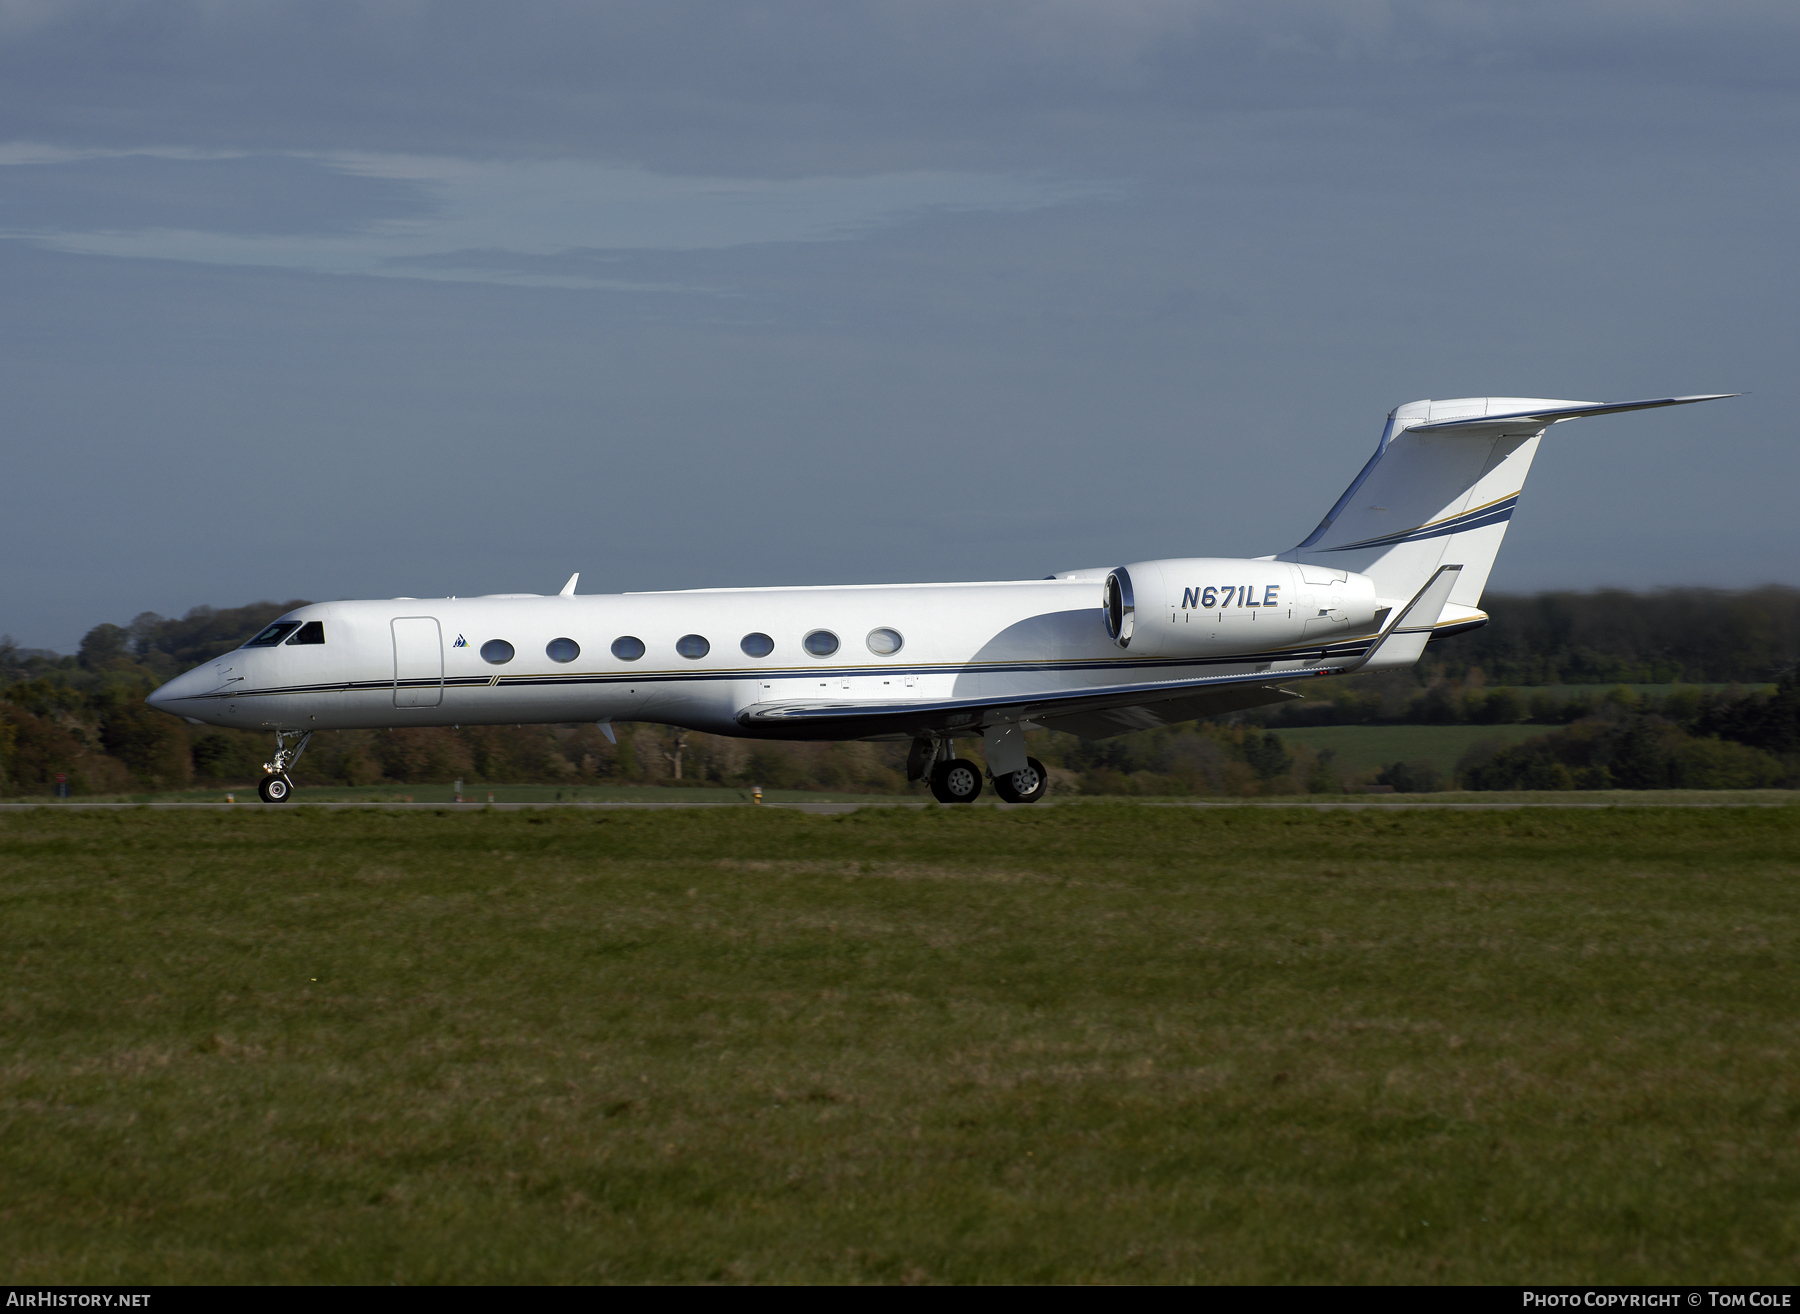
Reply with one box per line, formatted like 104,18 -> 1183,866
1408,394 -> 1737,433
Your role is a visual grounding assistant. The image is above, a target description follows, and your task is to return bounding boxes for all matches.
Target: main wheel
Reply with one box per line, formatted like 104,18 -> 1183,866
930,758 -> 983,804
991,756 -> 1049,804
257,773 -> 292,803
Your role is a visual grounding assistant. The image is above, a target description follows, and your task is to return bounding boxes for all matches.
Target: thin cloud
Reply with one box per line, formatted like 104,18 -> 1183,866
0,149 -> 1109,286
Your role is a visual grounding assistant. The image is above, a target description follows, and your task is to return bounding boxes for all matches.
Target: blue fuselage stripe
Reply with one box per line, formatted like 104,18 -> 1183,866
1324,498 -> 1517,552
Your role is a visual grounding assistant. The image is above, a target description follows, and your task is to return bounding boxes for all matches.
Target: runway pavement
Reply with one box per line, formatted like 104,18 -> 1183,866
1,798 -> 1792,813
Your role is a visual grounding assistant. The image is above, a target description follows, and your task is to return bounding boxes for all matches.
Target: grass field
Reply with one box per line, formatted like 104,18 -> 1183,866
3,804 -> 1798,1283
1272,723 -> 1550,774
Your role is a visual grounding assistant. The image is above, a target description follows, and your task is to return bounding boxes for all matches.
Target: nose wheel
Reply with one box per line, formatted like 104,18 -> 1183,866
257,729 -> 312,803
929,758 -> 984,804
991,756 -> 1049,804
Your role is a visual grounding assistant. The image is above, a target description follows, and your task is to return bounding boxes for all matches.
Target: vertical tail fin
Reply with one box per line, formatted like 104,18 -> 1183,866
1279,394 -> 1735,613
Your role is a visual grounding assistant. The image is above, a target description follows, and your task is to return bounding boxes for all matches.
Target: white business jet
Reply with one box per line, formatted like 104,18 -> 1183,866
148,394 -> 1733,803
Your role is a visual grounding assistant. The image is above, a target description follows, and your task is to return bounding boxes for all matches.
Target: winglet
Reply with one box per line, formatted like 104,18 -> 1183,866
1341,564 -> 1464,674
560,573 -> 579,597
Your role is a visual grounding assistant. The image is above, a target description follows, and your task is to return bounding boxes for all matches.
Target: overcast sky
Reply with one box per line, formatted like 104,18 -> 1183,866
2,1 -> 1795,650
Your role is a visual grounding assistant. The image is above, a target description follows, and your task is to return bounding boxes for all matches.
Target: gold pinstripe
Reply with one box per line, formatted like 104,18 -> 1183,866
1326,489 -> 1522,552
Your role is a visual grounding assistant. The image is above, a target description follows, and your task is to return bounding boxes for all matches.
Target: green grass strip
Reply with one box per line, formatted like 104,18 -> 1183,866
2,805 -> 1797,1282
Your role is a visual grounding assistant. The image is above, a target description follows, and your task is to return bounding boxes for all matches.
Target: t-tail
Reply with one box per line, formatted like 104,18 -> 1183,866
1276,394 -> 1737,620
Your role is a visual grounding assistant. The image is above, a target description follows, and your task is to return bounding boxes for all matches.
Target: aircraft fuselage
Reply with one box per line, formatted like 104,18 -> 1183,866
149,566 -> 1372,741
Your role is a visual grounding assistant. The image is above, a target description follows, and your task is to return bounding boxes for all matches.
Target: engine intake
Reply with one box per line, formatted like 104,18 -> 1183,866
1103,568 -> 1134,648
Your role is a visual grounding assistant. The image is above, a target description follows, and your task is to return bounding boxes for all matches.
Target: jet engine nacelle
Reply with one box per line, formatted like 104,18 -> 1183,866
1102,558 -> 1380,659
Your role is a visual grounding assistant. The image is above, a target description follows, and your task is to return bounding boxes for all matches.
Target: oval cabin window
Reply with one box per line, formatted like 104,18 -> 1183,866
676,634 -> 710,660
480,639 -> 515,665
866,627 -> 903,655
546,637 -> 580,663
740,632 -> 774,658
611,636 -> 645,662
804,630 -> 839,658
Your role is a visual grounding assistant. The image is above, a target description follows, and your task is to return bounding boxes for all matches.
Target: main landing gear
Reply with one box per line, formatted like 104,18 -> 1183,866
991,756 -> 1049,805
257,729 -> 313,804
908,736 -> 1050,805
930,757 -> 984,804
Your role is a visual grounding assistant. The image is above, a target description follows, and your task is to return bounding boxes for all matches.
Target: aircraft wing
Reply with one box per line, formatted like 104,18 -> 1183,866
1031,684 -> 1302,738
735,560 -> 1466,741
734,664 -> 1334,740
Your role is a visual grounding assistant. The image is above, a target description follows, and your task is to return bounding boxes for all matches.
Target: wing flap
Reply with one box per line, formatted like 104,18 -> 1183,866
735,664 -> 1340,736
1036,684 -> 1300,739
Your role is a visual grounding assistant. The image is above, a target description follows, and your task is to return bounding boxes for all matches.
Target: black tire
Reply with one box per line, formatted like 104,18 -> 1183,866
991,756 -> 1049,804
257,773 -> 292,803
930,758 -> 983,804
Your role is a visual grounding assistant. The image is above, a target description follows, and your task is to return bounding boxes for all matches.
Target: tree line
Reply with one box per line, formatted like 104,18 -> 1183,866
1432,586 -> 1800,685
1,587 -> 1796,797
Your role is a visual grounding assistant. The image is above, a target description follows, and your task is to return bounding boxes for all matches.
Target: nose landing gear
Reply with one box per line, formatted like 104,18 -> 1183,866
257,729 -> 312,804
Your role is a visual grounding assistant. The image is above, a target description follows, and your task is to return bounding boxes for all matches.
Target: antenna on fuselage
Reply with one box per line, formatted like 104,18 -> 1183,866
559,572 -> 579,596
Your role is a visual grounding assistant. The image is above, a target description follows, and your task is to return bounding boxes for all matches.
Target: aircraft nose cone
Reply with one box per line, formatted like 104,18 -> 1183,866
147,666 -> 212,713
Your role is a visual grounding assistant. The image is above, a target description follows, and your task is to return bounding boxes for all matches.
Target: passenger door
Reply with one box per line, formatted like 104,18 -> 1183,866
392,617 -> 444,707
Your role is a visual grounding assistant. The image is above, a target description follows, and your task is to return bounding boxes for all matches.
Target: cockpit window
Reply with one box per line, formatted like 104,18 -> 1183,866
244,622 -> 301,647
286,621 -> 326,645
